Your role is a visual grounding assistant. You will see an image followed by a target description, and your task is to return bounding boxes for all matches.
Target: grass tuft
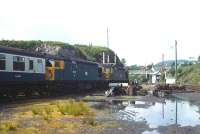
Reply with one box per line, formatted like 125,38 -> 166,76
31,107 -> 43,115
0,121 -> 19,131
56,100 -> 91,116
44,106 -> 54,115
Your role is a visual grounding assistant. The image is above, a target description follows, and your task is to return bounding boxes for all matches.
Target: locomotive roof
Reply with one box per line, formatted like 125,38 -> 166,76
45,54 -> 98,65
0,45 -> 44,58
68,57 -> 98,65
0,45 -> 98,65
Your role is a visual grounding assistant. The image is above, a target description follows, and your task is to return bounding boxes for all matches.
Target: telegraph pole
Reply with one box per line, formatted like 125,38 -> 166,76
175,40 -> 178,83
174,40 -> 178,124
162,53 -> 165,71
107,28 -> 109,48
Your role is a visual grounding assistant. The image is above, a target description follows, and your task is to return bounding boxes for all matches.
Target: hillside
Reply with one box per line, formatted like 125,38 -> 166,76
74,44 -> 123,66
0,40 -> 123,66
176,64 -> 200,85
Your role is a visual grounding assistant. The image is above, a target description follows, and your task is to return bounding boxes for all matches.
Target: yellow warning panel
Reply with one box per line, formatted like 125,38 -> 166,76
102,67 -> 112,80
55,60 -> 65,70
60,60 -> 64,70
45,67 -> 55,80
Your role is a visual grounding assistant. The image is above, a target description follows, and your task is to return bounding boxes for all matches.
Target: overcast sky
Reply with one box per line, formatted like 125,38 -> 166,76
1,0 -> 200,65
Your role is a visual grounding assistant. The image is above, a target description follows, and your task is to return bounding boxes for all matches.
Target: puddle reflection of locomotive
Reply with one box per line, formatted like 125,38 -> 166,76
0,46 -> 128,98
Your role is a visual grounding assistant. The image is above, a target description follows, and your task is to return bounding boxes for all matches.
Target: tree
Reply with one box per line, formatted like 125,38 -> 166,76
169,67 -> 175,77
198,56 -> 200,62
147,64 -> 153,70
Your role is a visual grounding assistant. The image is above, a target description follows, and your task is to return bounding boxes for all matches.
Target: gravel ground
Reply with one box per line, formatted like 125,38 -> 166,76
1,94 -> 200,134
101,120 -> 151,134
175,92 -> 200,104
157,124 -> 200,134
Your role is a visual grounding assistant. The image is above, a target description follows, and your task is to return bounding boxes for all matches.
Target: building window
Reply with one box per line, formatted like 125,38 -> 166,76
13,56 -> 25,71
29,60 -> 34,70
0,54 -> 6,70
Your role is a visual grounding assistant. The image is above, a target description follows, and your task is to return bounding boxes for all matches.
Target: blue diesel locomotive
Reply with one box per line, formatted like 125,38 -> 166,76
0,46 -> 128,97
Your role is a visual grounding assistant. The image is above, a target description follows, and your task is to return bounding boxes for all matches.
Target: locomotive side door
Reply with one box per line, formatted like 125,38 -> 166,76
71,61 -> 78,79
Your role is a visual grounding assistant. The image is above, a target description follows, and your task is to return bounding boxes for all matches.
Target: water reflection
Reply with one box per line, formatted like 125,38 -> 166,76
113,99 -> 200,128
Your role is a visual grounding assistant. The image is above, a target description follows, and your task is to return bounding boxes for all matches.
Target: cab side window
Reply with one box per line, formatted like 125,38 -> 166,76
98,67 -> 102,77
46,60 -> 52,67
29,60 -> 34,70
13,56 -> 25,71
0,54 -> 6,70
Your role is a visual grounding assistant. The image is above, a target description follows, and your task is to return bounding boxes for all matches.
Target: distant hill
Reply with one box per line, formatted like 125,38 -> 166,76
127,59 -> 198,73
155,59 -> 197,67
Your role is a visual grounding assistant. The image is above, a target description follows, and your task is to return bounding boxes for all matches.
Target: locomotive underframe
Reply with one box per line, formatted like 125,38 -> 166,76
0,80 -> 129,98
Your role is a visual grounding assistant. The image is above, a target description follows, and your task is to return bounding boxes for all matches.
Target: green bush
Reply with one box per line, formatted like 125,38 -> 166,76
176,64 -> 200,85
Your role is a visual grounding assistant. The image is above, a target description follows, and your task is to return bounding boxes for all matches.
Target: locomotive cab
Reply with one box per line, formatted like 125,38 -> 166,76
45,59 -> 65,80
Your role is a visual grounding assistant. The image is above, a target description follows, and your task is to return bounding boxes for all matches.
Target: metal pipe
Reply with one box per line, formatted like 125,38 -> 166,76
175,40 -> 177,83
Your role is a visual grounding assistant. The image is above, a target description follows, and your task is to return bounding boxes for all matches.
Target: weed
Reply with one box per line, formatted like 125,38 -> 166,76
32,107 -> 43,115
57,103 -> 66,115
31,105 -> 54,122
56,100 -> 91,116
79,101 -> 90,114
0,121 -> 19,131
49,101 -> 57,105
42,114 -> 52,122
16,127 -> 41,134
44,106 -> 53,115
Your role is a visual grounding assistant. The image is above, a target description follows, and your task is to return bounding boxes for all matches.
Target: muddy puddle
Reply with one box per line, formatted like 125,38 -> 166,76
90,97 -> 200,132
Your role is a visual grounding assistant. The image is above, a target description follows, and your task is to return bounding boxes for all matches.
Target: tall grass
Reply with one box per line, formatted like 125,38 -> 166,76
57,100 -> 90,116
31,100 -> 92,119
0,121 -> 18,131
31,107 -> 43,115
